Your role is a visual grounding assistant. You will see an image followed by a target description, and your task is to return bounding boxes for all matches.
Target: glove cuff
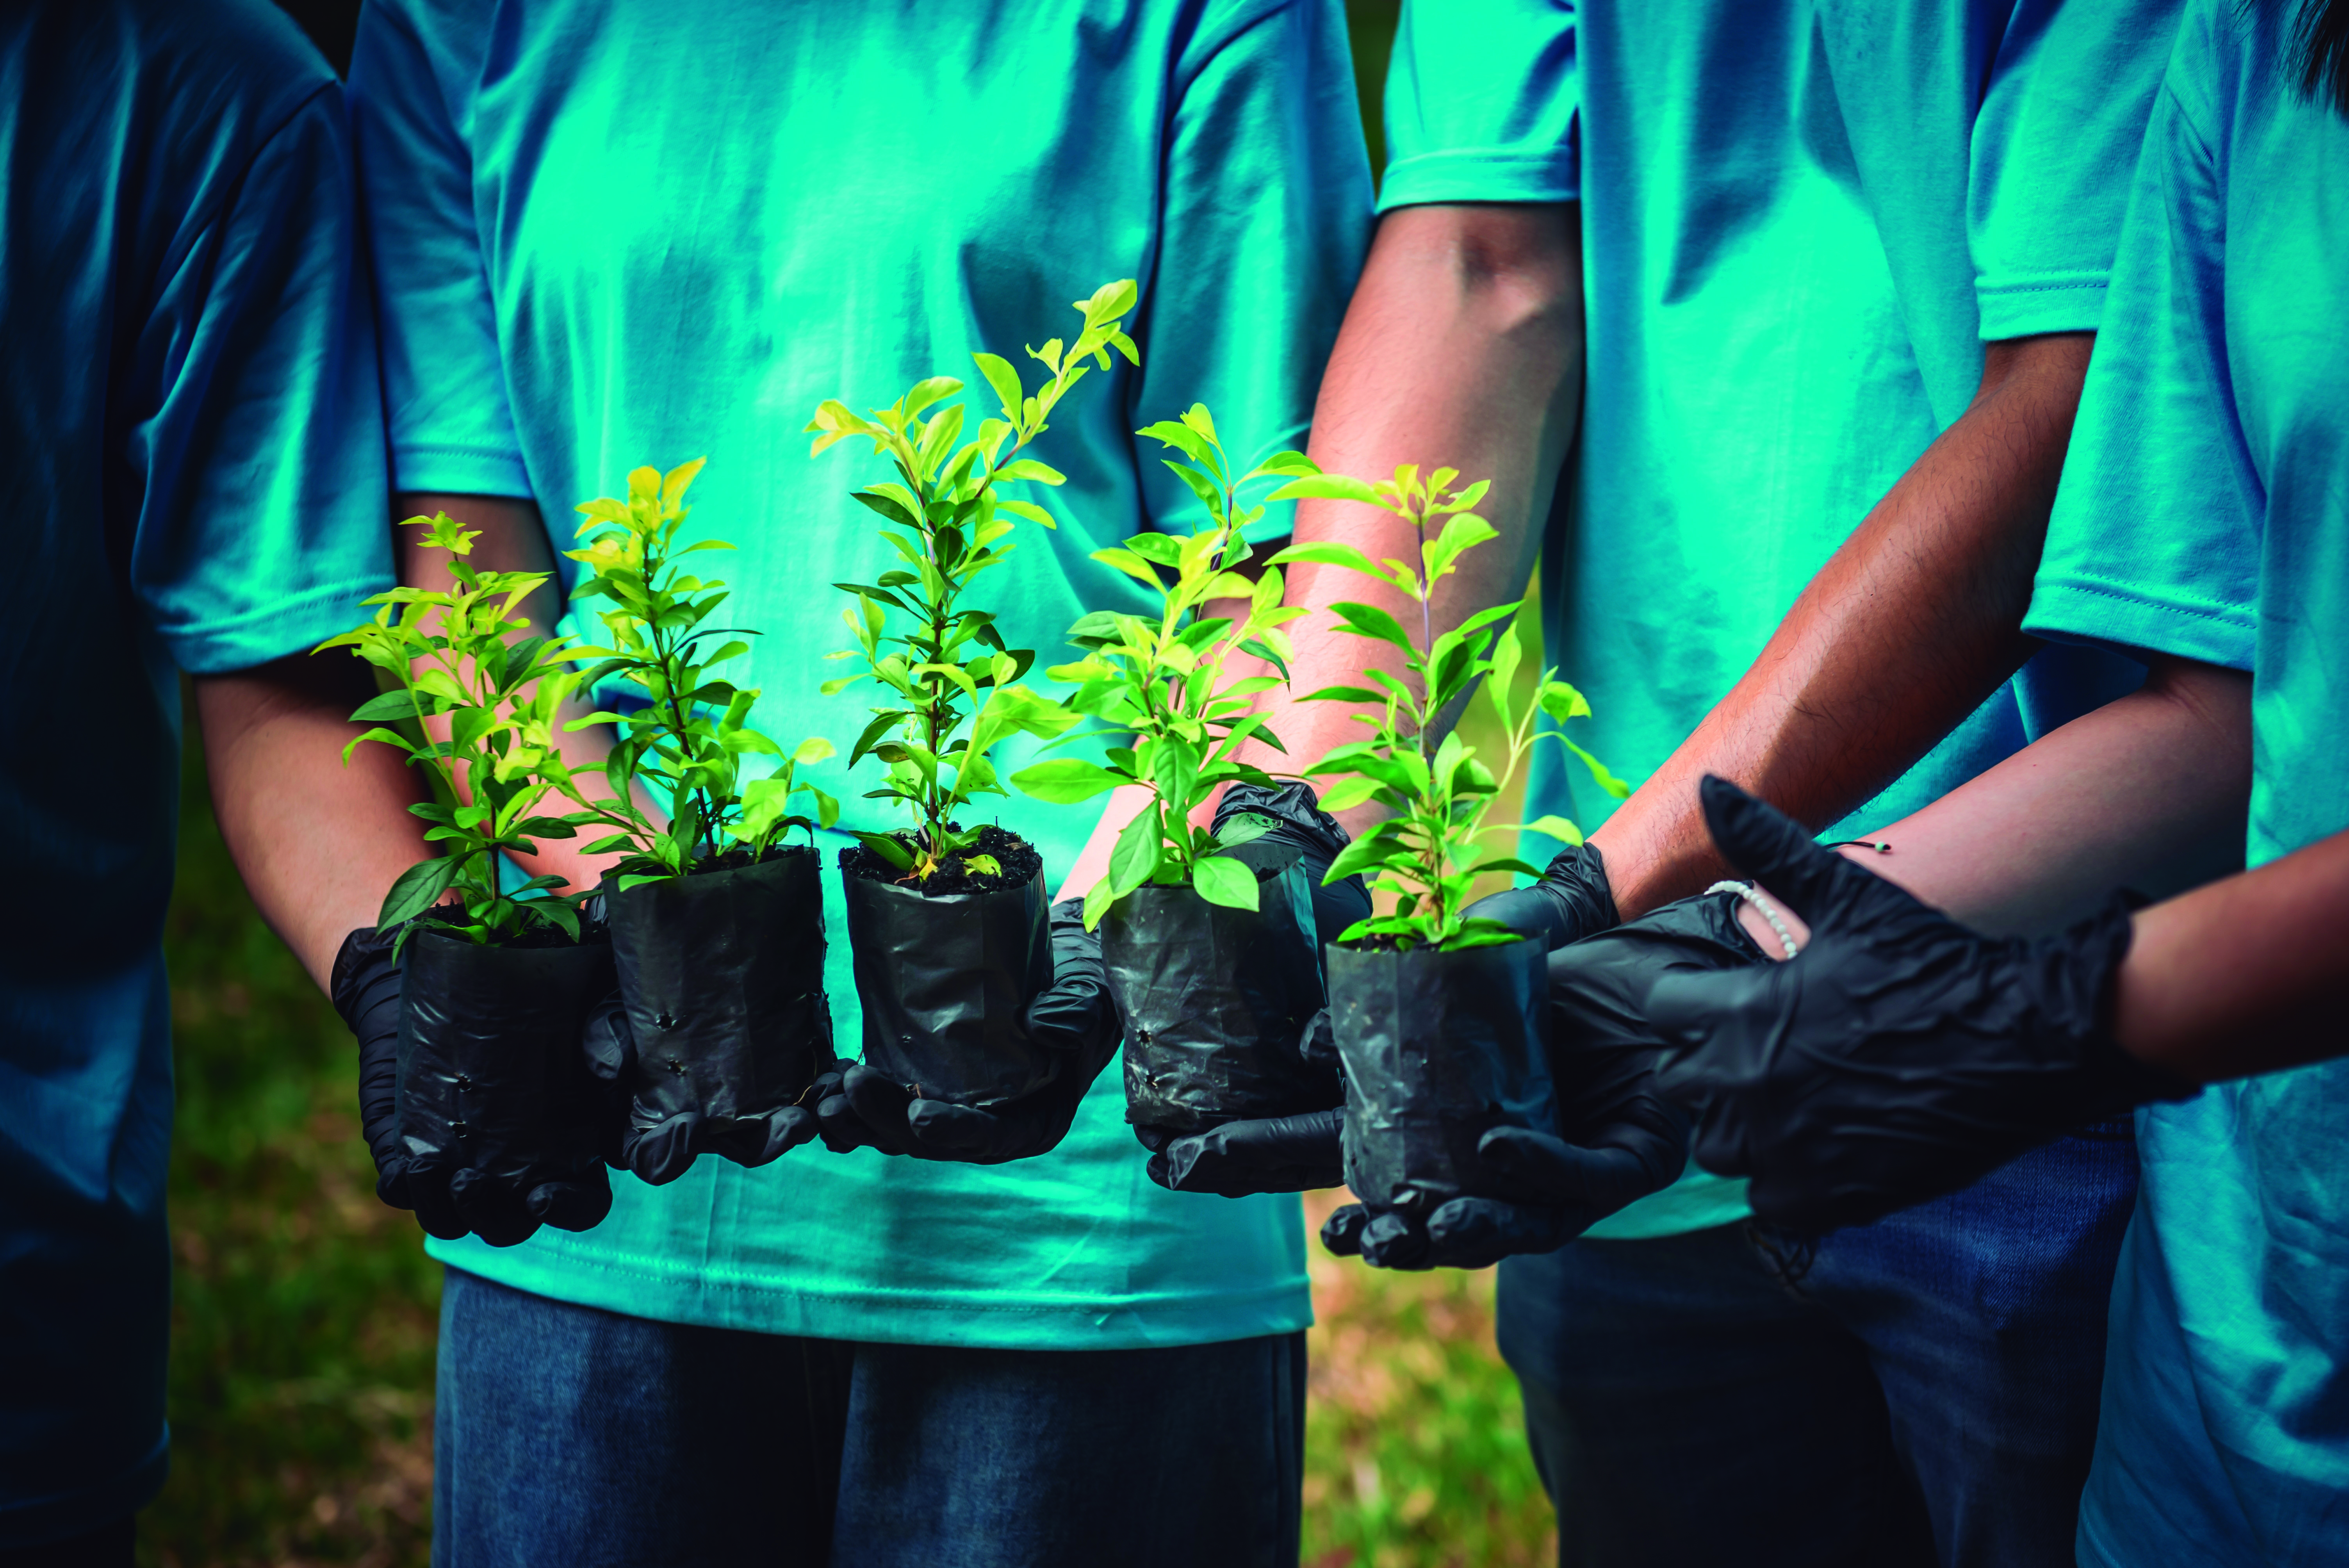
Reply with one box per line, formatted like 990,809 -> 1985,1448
1213,781 -> 1349,862
330,924 -> 403,1033
2046,896 -> 2196,1117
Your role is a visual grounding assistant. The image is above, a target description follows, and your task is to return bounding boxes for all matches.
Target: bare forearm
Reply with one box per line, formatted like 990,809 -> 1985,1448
1594,333 -> 2096,916
1245,203 -> 1583,822
2114,830 -> 2349,1082
195,656 -> 431,991
1823,657 -> 2251,934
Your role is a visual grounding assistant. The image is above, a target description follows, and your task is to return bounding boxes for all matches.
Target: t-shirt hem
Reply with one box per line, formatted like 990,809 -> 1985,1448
1582,1175 -> 1753,1240
2023,574 -> 2256,671
0,1429 -> 167,1550
427,1238 -> 1315,1349
1975,274 -> 2108,340
391,440 -> 534,499
162,574 -> 396,674
1376,148 -> 1578,214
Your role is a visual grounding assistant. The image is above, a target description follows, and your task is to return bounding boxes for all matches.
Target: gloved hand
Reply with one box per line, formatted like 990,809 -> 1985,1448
816,898 -> 1121,1163
1320,884 -> 1712,1270
1460,840 -> 1618,952
1647,776 -> 2196,1232
581,996 -> 819,1185
333,925 -> 613,1245
1137,782 -> 1369,1194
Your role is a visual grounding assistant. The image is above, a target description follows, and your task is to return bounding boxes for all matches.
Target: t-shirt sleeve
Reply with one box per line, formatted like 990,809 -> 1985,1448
1133,0 -> 1372,543
2023,30 -> 2258,670
1968,0 -> 2189,339
127,86 -> 393,675
1377,0 -> 1577,212
348,0 -> 531,498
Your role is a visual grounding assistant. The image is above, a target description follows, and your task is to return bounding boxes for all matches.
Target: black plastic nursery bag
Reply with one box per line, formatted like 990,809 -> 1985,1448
841,853 -> 1056,1107
604,846 -> 831,1158
1329,936 -> 1560,1216
398,929 -> 616,1239
1105,858 -> 1340,1135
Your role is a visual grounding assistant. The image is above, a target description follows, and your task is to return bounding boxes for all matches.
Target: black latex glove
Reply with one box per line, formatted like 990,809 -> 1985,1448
816,898 -> 1120,1163
1138,783 -> 1369,1195
1319,889 -> 1714,1270
1647,776 -> 2196,1232
1461,841 -> 1618,951
582,996 -> 818,1185
333,925 -> 613,1245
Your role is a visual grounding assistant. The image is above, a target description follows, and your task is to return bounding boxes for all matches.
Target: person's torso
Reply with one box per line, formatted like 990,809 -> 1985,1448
1550,0 -> 2168,1235
2085,10 -> 2349,1558
0,0 -> 344,1528
383,0 -> 1363,1342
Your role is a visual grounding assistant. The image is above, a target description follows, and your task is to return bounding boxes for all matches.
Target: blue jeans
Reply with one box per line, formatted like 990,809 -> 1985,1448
433,1269 -> 1305,1567
1497,1129 -> 2138,1568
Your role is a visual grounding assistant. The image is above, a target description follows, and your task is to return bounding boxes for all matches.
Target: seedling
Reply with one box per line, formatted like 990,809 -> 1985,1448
1266,461 -> 1628,950
1010,404 -> 1314,928
806,282 -> 1142,882
564,458 -> 838,889
317,513 -> 595,944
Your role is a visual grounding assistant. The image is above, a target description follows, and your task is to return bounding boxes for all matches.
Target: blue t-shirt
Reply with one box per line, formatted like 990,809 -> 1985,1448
349,0 -> 1370,1348
1378,0 -> 2177,1237
2023,2 -> 2349,1558
0,1 -> 392,1545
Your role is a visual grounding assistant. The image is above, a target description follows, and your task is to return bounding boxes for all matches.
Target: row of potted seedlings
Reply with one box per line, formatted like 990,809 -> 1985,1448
325,278 -> 1623,1244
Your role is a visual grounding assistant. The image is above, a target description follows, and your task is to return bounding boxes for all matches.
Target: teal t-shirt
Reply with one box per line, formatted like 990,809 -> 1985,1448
349,0 -> 1371,1348
0,1 -> 391,1544
1378,0 -> 2178,1238
2023,3 -> 2349,1558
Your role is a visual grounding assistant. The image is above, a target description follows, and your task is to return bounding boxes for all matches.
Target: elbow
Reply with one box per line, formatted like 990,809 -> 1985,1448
1373,203 -> 1582,340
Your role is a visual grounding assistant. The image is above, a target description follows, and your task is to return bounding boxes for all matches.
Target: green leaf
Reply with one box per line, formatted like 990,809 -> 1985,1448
1150,735 -> 1199,817
973,352 -> 1024,418
1082,873 -> 1117,931
1565,737 -> 1633,799
854,831 -> 916,871
963,853 -> 1003,877
1009,757 -> 1126,802
995,458 -> 1066,485
1524,814 -> 1584,847
1265,540 -> 1390,582
1329,601 -> 1416,654
1325,832 -> 1400,883
1315,773 -> 1386,813
348,690 -> 431,723
378,855 -> 460,929
1108,805 -> 1163,897
1265,473 -> 1381,506
1191,855 -> 1259,911
1210,812 -> 1277,852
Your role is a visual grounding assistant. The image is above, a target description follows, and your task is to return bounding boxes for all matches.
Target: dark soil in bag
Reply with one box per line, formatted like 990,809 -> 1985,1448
838,825 -> 1055,1107
398,927 -> 615,1206
1105,857 -> 1340,1135
603,845 -> 831,1159
1328,935 -> 1559,1216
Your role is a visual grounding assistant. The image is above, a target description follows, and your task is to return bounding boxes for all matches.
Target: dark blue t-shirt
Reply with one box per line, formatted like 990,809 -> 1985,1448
0,1 -> 390,1542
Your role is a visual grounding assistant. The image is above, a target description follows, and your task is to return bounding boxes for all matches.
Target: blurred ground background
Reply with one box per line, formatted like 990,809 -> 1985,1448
146,1 -> 1557,1563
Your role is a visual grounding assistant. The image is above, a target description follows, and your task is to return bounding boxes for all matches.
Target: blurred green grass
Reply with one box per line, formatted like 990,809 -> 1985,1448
149,718 -> 439,1567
